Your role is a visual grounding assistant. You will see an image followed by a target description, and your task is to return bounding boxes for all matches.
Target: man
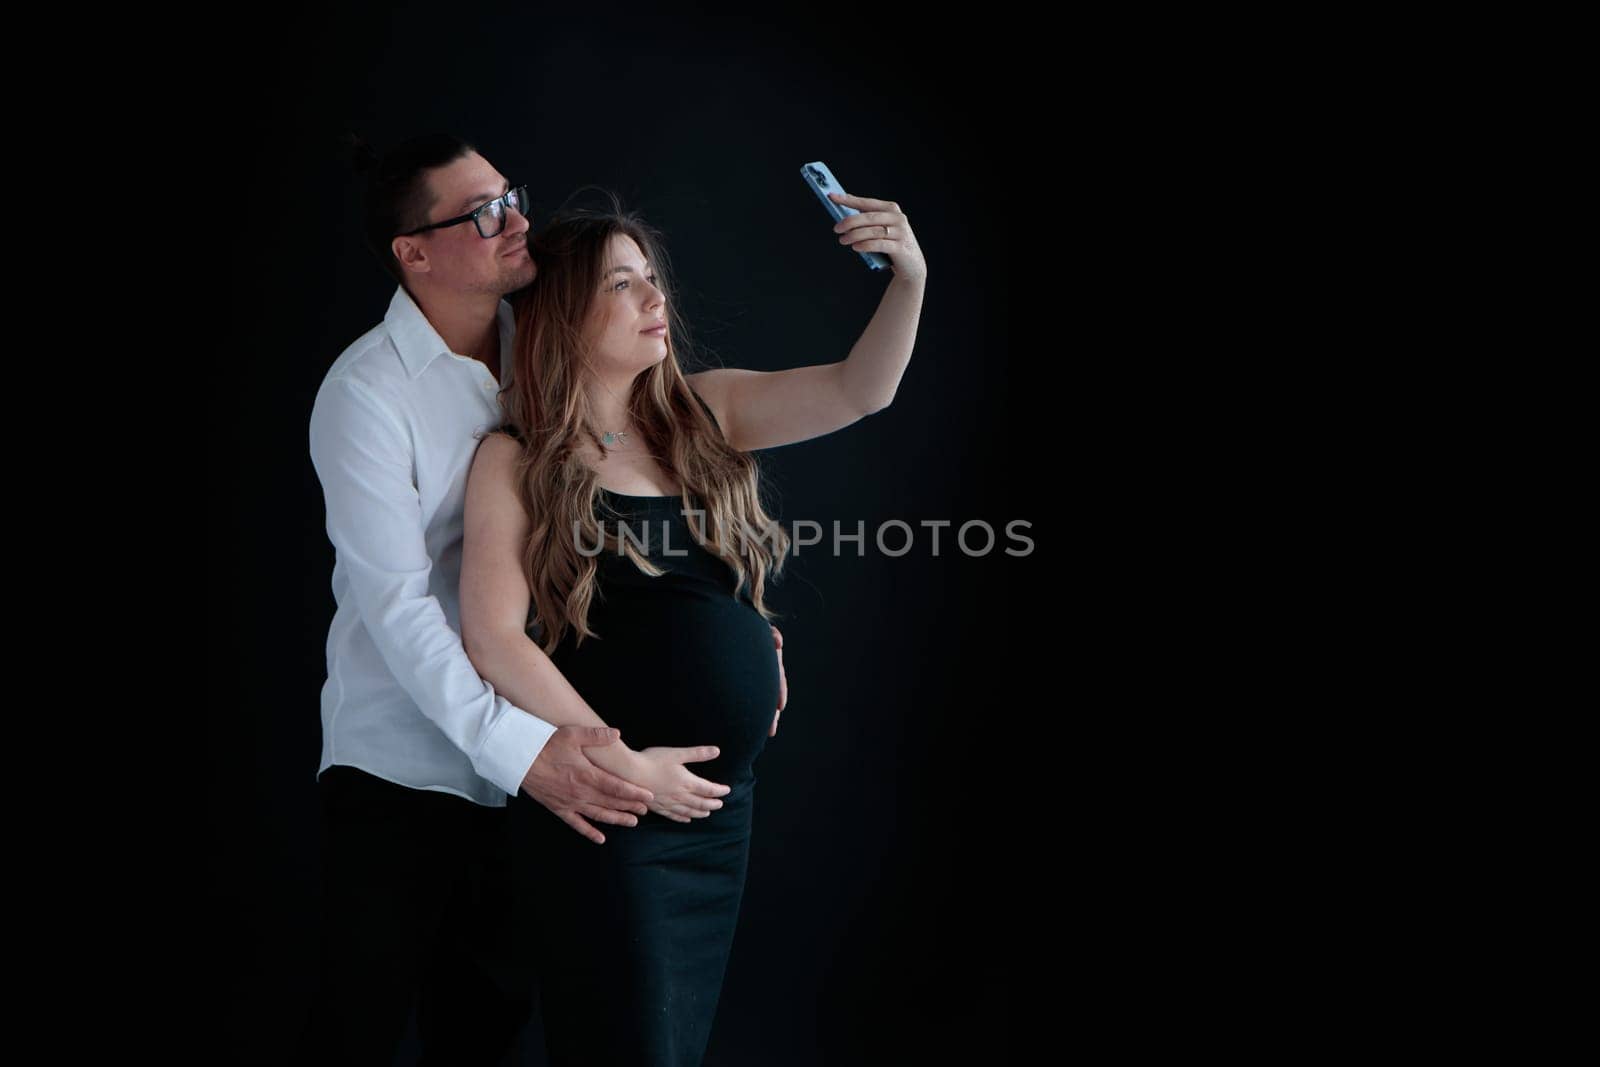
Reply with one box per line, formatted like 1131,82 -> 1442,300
297,132 -> 789,1064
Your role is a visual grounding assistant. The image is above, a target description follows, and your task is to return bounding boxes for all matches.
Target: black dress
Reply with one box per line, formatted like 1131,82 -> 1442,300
503,406 -> 780,1066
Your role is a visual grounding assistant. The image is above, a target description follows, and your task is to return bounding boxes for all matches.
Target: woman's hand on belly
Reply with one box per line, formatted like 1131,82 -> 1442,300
630,744 -> 734,822
770,625 -> 787,736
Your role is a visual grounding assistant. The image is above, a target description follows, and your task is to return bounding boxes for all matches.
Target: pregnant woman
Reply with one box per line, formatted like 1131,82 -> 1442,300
459,189 -> 925,1065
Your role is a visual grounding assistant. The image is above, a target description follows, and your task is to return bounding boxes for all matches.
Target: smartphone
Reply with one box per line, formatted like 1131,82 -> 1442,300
800,161 -> 891,272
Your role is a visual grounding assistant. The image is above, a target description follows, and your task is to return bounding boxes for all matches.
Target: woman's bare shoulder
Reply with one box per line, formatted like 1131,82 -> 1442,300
682,371 -> 731,437
469,429 -> 525,487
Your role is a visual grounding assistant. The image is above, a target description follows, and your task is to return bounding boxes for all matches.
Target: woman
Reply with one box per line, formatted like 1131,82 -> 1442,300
459,187 -> 925,1065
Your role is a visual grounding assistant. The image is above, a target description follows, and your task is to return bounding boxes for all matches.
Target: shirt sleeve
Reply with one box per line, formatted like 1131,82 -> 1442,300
308,374 -> 556,796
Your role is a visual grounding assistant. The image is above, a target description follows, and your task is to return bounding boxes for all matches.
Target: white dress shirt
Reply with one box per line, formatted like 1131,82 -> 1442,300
308,284 -> 555,807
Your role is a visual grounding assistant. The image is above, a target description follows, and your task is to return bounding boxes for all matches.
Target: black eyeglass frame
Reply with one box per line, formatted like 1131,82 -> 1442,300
397,185 -> 530,239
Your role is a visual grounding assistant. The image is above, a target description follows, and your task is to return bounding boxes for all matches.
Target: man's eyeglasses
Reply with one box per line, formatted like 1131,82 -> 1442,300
399,185 -> 530,239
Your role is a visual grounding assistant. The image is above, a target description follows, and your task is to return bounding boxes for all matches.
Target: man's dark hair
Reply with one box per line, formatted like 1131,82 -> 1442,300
345,132 -> 479,285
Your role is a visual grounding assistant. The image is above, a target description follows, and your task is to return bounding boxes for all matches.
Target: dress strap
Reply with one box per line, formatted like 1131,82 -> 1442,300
688,387 -> 723,436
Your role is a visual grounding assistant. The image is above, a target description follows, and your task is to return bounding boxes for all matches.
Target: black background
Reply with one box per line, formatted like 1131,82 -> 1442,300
204,5 -> 1070,1063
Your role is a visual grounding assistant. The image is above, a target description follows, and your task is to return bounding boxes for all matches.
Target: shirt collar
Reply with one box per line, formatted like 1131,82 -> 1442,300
384,284 -> 516,384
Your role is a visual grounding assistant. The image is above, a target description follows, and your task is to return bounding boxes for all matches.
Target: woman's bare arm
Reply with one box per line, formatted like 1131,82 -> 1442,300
686,191 -> 926,452
460,433 -> 731,821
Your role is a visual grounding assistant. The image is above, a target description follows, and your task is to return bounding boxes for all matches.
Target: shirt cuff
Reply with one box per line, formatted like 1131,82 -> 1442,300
476,704 -> 559,797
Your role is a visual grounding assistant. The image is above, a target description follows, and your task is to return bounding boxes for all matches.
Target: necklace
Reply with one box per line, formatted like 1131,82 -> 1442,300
589,375 -> 637,450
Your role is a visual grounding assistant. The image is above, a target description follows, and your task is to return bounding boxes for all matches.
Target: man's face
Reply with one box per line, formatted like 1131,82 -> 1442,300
392,151 -> 535,296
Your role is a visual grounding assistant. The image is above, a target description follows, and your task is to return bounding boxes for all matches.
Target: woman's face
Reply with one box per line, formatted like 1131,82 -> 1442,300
583,233 -> 669,377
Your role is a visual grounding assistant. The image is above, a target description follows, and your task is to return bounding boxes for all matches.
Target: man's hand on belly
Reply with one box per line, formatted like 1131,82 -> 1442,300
521,726 -> 654,845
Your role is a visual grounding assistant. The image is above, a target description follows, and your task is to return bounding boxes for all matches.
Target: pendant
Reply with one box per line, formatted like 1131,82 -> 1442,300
602,431 -> 629,446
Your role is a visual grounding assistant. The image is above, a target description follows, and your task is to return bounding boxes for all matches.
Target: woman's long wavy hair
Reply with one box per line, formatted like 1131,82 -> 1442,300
490,196 -> 791,654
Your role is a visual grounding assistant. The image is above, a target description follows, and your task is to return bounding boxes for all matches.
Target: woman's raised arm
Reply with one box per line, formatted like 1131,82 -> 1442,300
687,191 -> 926,452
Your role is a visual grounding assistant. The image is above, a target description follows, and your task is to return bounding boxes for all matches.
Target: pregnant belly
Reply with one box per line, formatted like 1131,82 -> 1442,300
551,585 -> 781,786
